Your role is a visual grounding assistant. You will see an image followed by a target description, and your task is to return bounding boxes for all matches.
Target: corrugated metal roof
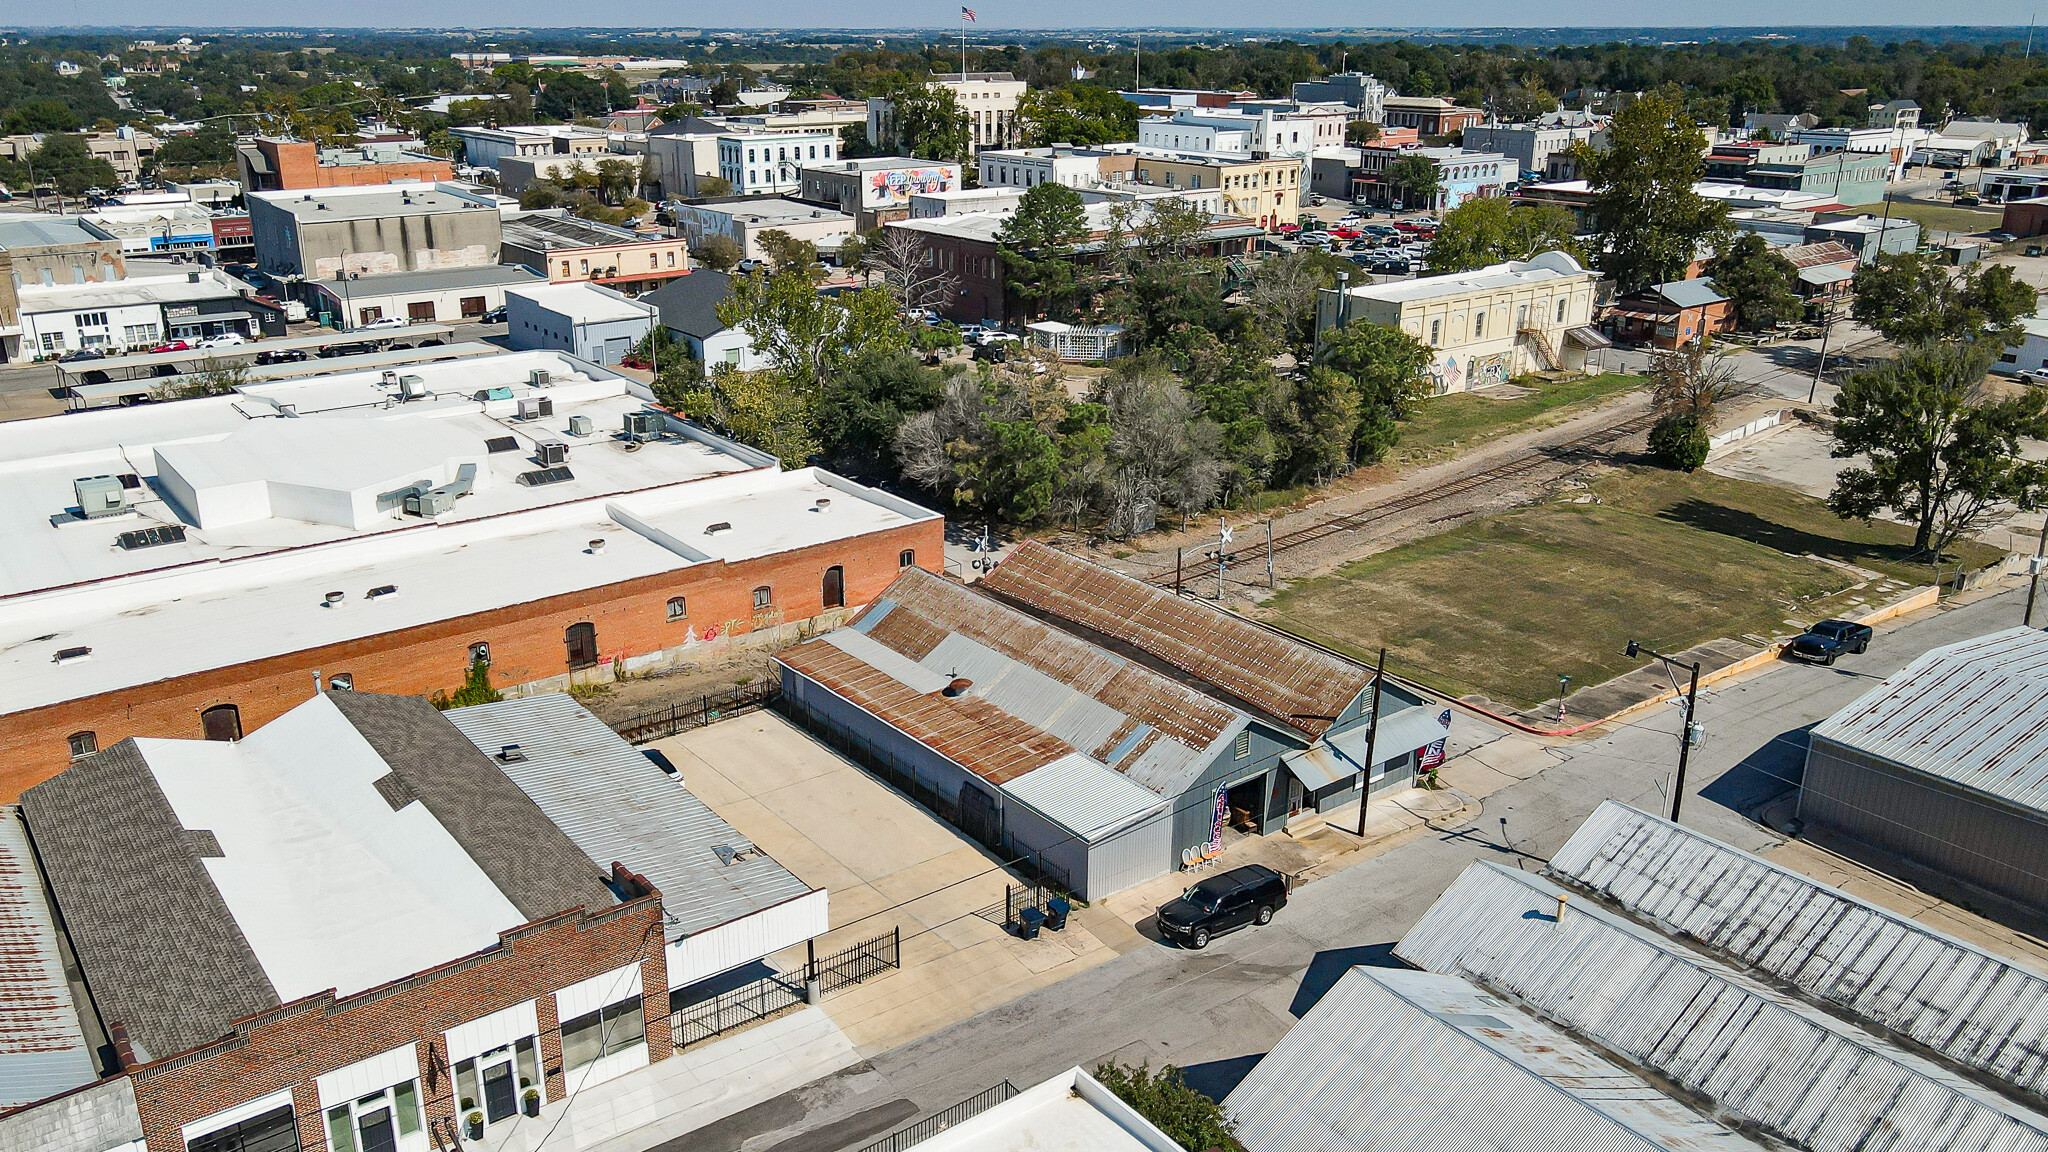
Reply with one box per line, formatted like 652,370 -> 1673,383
1397,862 -> 2048,1152
1223,966 -> 1764,1152
980,542 -> 1370,737
1652,279 -> 1730,308
821,629 -> 950,694
924,633 -> 1130,755
0,808 -> 97,1110
1000,753 -> 1168,842
1810,626 -> 2048,813
444,695 -> 814,939
1552,801 -> 2048,1103
1283,707 -> 1449,790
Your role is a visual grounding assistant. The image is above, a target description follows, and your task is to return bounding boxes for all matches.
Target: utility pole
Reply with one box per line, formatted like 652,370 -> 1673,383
1355,648 -> 1386,837
2027,516 -> 2048,627
1174,545 -> 1183,597
1626,641 -> 1703,823
1266,519 -> 1275,589
1808,303 -> 1834,405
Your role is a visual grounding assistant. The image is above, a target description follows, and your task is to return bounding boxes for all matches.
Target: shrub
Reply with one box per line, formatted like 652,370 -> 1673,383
1649,413 -> 1709,472
431,660 -> 503,710
1091,1062 -> 1243,1152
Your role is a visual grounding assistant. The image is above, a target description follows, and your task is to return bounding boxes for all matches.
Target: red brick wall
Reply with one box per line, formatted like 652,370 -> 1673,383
0,519 -> 943,800
259,138 -> 457,191
129,898 -> 668,1152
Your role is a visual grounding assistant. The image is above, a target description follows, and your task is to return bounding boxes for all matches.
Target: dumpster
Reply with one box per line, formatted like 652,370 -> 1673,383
1015,906 -> 1045,940
1044,897 -> 1071,931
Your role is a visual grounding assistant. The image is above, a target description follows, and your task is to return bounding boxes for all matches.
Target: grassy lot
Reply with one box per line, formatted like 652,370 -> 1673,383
1390,373 -> 1645,466
1882,200 -> 2004,237
1262,465 -> 2004,707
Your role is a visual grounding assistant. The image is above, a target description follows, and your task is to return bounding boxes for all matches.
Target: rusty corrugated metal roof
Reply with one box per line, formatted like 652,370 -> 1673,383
0,807 -> 97,1108
980,541 -> 1370,737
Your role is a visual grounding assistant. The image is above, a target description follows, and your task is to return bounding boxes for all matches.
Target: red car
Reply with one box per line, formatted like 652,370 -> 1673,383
1393,221 -> 1428,233
1330,228 -> 1362,239
1274,222 -> 1301,233
151,340 -> 191,353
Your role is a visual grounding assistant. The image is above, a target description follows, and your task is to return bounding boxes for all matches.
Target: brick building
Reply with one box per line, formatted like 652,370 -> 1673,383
4,687 -> 822,1152
1607,278 -> 1735,349
234,138 -> 456,193
0,349 -> 942,799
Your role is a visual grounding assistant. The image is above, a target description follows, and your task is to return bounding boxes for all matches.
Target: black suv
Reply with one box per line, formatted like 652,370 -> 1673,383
1787,619 -> 1873,666
1156,864 -> 1288,949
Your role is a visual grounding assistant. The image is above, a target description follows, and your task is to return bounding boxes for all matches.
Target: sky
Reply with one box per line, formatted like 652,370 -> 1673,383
15,4 -> 2042,31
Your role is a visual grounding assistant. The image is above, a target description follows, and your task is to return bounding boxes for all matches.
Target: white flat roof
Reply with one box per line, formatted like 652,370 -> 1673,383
916,1069 -> 1181,1152
16,272 -> 240,314
0,350 -> 938,712
509,282 -> 658,324
136,695 -> 523,1001
1344,252 -> 1594,303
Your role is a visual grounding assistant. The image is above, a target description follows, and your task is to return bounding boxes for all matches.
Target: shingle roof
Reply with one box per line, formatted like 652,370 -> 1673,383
644,269 -> 732,339
980,542 -> 1370,737
326,692 -> 615,923
21,741 -> 278,1062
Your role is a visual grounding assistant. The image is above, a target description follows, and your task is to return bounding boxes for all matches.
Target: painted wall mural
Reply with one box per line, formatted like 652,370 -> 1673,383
867,167 -> 955,206
1427,352 -> 1462,395
1468,351 -> 1513,389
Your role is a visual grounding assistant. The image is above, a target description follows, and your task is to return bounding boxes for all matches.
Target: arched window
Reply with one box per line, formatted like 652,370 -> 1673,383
666,596 -> 688,621
565,622 -> 599,669
899,549 -> 917,568
1557,297 -> 1569,323
1474,312 -> 1486,339
822,566 -> 845,609
752,586 -> 773,611
67,731 -> 97,759
201,704 -> 242,742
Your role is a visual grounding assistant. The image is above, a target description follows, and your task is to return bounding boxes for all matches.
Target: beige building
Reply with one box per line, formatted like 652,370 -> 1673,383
867,71 -> 1026,155
0,129 -> 159,185
1107,146 -> 1301,228
1315,252 -> 1604,392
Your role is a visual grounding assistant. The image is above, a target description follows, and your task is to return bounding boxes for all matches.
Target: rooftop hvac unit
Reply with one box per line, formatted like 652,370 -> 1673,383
567,414 -> 595,437
404,487 -> 458,517
623,411 -> 663,442
535,440 -> 568,467
398,375 -> 428,400
528,368 -> 552,387
516,396 -> 554,421
73,475 -> 131,519
381,370 -> 399,386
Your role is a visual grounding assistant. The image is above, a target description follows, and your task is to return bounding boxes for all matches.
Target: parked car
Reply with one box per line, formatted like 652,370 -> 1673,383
317,341 -> 378,358
58,349 -> 105,363
1786,619 -> 1874,666
195,333 -> 246,348
956,323 -> 994,342
357,317 -> 408,332
1155,865 -> 1288,949
980,331 -> 1021,345
150,340 -> 191,353
1273,221 -> 1301,233
255,348 -> 309,365
1955,194 -> 1982,206
1306,194 -> 1326,206
480,306 -> 508,323
1338,212 -> 1365,225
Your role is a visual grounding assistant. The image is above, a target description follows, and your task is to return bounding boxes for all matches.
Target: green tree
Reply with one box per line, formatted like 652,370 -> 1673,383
817,348 -> 949,469
1649,414 -> 1710,472
1850,253 -> 2038,347
997,182 -> 1089,317
1243,250 -> 1357,358
1345,120 -> 1381,145
2,132 -> 118,197
1425,198 -> 1582,273
755,229 -> 826,282
957,420 -> 1062,524
1275,366 -> 1362,483
1829,342 -> 2048,554
1092,1063 -> 1243,1152
4,98 -> 80,133
430,660 -> 503,710
696,234 -> 744,273
1384,154 -> 1442,210
1016,83 -> 1138,147
717,270 -> 907,398
1648,338 -> 1744,426
670,365 -> 821,467
1572,90 -> 1729,292
1317,320 -> 1433,419
1705,233 -> 1802,332
873,75 -> 971,163
154,125 -> 238,178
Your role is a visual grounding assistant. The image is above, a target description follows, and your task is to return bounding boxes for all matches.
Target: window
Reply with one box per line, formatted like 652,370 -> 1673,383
40,333 -> 66,353
899,549 -> 916,568
1557,298 -> 1568,323
580,259 -> 589,274
561,261 -> 573,277
186,1103 -> 298,1152
649,253 -> 659,269
666,596 -> 688,621
67,731 -> 96,759
201,704 -> 241,742
325,1079 -> 421,1152
822,565 -> 845,609
565,622 -> 599,669
74,311 -> 108,328
752,585 -> 772,611
561,995 -> 646,1070
748,148 -> 756,163
123,323 -> 159,345
1429,319 -> 1441,344
666,251 -> 676,267
1474,312 -> 1486,339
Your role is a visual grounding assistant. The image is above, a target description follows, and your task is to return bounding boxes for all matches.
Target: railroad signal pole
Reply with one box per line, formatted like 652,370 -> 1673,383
1626,641 -> 1702,823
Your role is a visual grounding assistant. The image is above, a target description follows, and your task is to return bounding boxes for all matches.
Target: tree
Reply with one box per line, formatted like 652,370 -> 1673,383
717,270 -> 907,398
1425,198 -> 1582,274
694,175 -> 734,197
756,229 -> 826,283
1243,250 -> 1354,357
160,357 -> 252,401
430,660 -> 503,710
2,98 -> 80,133
873,76 -> 970,163
536,71 -> 614,120
1345,119 -> 1381,145
1648,338 -> 1744,426
817,348 -> 949,469
1572,90 -> 1729,292
669,365 -> 821,467
1649,414 -> 1710,472
959,419 -> 1063,524
1829,341 -> 2048,555
1,132 -> 118,198
1016,84 -> 1137,147
997,182 -> 1089,317
863,228 -> 959,313
1092,1063 -> 1243,1152
1850,253 -> 2038,347
1383,154 -> 1442,210
594,157 -> 644,205
1705,234 -> 1802,332
696,234 -> 744,273
1275,366 -> 1362,483
154,125 -> 238,179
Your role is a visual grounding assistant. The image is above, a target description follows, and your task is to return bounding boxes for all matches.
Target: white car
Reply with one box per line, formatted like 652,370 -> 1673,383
1338,213 -> 1365,225
956,323 -> 994,341
195,333 -> 246,348
980,331 -> 1021,345
358,317 -> 409,332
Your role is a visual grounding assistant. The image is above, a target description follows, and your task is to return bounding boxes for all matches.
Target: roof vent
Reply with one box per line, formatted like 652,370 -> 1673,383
497,743 -> 527,762
813,497 -> 831,512
323,591 -> 345,607
54,647 -> 92,664
588,538 -> 607,554
704,521 -> 732,535
943,677 -> 973,697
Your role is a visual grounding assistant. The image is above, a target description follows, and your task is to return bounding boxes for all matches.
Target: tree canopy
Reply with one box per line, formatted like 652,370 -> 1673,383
1573,90 -> 1729,293
1426,198 -> 1582,274
1850,253 -> 2038,347
1705,233 -> 1803,332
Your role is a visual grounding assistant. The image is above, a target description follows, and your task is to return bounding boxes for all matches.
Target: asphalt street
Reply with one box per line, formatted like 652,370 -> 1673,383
662,582 -> 2034,1152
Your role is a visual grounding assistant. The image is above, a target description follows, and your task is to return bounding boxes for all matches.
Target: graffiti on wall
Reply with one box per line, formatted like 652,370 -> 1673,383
868,167 -> 954,205
1469,352 -> 1513,389
1426,352 -> 1462,395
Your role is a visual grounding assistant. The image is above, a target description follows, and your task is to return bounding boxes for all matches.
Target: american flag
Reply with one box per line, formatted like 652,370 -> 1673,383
961,6 -> 977,19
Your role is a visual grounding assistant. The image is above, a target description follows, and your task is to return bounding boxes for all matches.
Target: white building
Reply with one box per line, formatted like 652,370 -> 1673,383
716,130 -> 838,195
1137,108 -> 1327,160
1317,251 -> 1604,391
909,186 -> 1026,218
17,270 -> 261,357
1997,316 -> 2048,378
978,145 -> 1122,190
669,197 -> 854,262
867,72 -> 1026,155
914,1069 -> 1181,1152
1289,71 -> 1388,123
449,124 -> 613,169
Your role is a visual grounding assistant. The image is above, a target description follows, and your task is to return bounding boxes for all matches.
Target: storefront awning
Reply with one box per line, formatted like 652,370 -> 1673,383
1564,325 -> 1612,349
1798,264 -> 1856,286
1282,707 -> 1450,791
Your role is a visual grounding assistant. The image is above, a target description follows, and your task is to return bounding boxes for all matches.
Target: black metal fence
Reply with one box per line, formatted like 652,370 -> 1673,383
667,927 -> 902,1049
854,1081 -> 1021,1152
611,681 -> 779,744
777,700 -> 1078,895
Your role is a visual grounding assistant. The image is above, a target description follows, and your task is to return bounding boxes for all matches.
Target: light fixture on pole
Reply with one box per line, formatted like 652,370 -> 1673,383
1625,640 -> 1703,823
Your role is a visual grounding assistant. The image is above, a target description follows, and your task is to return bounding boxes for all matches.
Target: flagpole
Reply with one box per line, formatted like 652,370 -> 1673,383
962,11 -> 968,80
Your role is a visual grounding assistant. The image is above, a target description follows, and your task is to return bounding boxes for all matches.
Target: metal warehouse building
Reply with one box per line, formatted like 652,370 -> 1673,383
1800,626 -> 2048,914
775,542 -> 1446,899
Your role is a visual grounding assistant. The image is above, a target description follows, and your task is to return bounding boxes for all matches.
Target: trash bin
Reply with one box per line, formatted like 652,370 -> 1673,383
1044,897 -> 1071,931
1015,906 -> 1044,940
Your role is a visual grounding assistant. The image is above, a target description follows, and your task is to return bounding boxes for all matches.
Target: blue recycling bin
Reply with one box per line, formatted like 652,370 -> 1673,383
1015,906 -> 1045,939
1044,897 -> 1071,931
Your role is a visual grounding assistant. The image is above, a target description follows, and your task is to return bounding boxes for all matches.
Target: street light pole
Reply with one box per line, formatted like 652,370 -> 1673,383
2026,516 -> 2048,627
1625,640 -> 1704,823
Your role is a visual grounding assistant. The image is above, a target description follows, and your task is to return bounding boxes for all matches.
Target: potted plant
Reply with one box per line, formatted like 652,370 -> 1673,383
523,1088 -> 541,1117
464,1111 -> 484,1141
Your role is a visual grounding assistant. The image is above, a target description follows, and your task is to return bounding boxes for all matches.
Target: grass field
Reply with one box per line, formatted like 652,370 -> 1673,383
1263,465 -> 2004,708
1881,200 -> 2004,237
1390,373 -> 1645,466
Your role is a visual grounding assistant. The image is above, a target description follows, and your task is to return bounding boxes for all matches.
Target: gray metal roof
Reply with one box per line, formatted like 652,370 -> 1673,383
1223,966 -> 1763,1152
502,213 -> 644,250
999,753 -> 1168,842
1397,862 -> 2048,1152
1810,626 -> 2048,813
0,215 -> 104,250
0,809 -> 98,1109
1654,279 -> 1730,308
314,264 -> 545,297
1551,800 -> 2048,1104
444,694 -> 814,939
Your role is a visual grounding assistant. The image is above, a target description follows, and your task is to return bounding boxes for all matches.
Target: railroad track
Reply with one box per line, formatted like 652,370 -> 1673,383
1145,408 -> 1658,586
